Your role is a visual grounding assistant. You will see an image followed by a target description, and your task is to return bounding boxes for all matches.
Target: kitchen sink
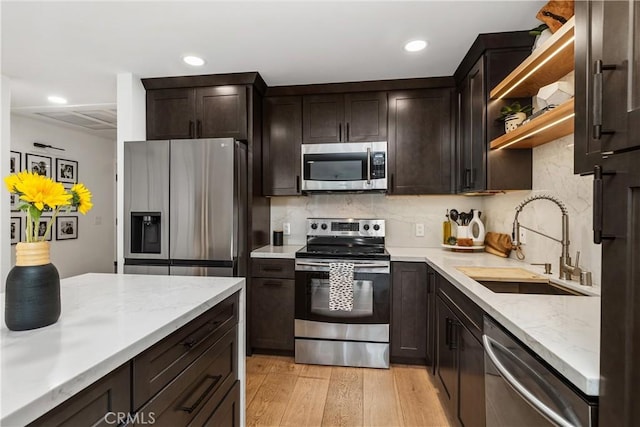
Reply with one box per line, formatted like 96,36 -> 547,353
477,280 -> 588,296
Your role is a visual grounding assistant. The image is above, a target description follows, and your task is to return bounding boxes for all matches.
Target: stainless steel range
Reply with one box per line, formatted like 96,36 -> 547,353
294,218 -> 390,369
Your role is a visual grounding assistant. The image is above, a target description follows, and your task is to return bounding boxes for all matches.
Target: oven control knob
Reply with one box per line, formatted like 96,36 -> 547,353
363,224 -> 370,231
373,224 -> 380,231
310,223 -> 318,230
321,223 -> 328,230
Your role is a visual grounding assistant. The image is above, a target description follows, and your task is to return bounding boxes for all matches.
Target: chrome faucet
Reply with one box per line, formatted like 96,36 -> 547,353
512,194 -> 581,280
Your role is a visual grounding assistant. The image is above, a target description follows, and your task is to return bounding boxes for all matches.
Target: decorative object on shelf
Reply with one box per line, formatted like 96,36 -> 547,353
56,216 -> 78,240
536,0 -> 574,33
530,24 -> 552,51
55,158 -> 78,184
25,153 -> 52,178
4,171 -> 93,331
535,76 -> 574,111
469,210 -> 486,246
10,151 -> 21,174
498,102 -> 532,133
10,217 -> 21,245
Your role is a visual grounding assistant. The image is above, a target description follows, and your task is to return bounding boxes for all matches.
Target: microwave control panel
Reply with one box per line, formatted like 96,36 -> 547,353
370,152 -> 386,179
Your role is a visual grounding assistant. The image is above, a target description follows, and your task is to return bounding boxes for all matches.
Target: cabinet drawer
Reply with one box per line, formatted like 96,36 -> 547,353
133,293 -> 238,410
133,326 -> 237,426
192,380 -> 240,427
28,363 -> 130,427
251,259 -> 294,279
437,276 -> 483,341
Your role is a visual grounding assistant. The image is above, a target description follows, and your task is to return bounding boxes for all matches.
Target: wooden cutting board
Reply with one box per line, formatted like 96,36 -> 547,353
456,266 -> 547,283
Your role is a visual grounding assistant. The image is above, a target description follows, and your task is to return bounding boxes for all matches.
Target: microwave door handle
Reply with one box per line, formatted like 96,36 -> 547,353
482,335 -> 575,427
367,147 -> 372,185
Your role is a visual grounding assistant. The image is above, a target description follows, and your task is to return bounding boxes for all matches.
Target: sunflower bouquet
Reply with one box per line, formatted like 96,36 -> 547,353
5,171 -> 93,243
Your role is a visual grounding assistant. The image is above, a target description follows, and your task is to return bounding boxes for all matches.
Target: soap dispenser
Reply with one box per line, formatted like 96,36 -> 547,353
469,210 -> 486,246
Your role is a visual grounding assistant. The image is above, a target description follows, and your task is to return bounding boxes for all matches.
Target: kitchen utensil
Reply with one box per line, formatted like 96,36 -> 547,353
450,209 -> 460,225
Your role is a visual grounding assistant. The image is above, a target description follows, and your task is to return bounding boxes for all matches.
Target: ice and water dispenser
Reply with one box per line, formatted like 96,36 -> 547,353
130,212 -> 162,254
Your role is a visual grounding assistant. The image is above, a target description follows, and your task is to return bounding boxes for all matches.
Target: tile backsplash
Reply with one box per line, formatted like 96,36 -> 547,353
269,134 -> 601,286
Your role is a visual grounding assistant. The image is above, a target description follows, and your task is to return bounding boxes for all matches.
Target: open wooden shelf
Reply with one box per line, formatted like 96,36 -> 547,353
490,17 -> 575,100
490,98 -> 574,150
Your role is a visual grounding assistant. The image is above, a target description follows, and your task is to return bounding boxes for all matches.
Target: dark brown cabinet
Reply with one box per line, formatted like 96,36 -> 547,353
454,33 -> 534,193
28,364 -> 131,427
435,273 -> 486,427
146,86 -> 247,140
302,92 -> 387,143
388,88 -> 455,194
262,96 -> 302,196
426,267 -> 437,369
250,258 -> 295,353
391,262 -> 428,363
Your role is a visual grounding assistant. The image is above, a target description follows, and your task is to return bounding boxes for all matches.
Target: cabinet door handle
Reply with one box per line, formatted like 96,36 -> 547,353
593,60 -> 617,140
197,120 -> 202,138
445,318 -> 452,348
179,374 -> 222,413
339,123 -> 342,142
189,120 -> 195,138
593,165 -> 616,244
263,280 -> 283,286
390,173 -> 394,192
346,122 -> 350,141
450,321 -> 459,350
427,272 -> 435,294
464,169 -> 472,189
296,175 -> 300,193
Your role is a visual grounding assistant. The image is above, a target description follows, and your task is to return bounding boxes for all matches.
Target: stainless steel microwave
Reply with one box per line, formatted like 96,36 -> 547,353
301,141 -> 387,192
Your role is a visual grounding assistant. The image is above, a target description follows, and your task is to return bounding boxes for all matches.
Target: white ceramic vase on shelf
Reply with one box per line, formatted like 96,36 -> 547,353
469,210 -> 486,246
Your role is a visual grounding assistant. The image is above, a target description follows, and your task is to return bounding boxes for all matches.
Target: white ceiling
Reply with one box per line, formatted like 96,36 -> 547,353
2,0 -> 545,110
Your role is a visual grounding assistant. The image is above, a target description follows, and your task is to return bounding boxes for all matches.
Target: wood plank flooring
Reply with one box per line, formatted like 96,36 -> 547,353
246,355 -> 452,427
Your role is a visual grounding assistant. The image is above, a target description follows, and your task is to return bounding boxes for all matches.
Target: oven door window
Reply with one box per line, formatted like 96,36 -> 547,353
303,153 -> 367,182
296,271 -> 389,324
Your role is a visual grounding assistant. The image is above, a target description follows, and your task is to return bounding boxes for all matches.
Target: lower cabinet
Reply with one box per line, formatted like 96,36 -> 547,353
29,293 -> 240,427
435,273 -> 486,427
250,258 -> 295,353
28,363 -> 131,427
391,262 -> 428,363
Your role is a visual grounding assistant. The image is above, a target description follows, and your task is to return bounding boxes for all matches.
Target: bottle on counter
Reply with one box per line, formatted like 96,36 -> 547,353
443,210 -> 452,244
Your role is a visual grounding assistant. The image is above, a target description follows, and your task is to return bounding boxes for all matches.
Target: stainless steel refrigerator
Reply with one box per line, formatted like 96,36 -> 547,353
123,138 -> 247,277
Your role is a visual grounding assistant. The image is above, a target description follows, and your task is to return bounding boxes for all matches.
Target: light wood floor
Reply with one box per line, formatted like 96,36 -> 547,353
246,355 -> 453,427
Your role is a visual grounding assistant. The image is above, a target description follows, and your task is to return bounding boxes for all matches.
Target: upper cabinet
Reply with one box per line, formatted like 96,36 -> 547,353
262,96 -> 302,196
145,85 -> 247,140
302,92 -> 387,143
454,32 -> 535,193
488,18 -> 575,151
388,88 -> 454,194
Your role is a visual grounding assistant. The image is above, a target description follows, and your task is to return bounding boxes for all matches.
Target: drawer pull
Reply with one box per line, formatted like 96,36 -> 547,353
182,337 -> 198,349
179,374 -> 222,414
262,266 -> 283,272
263,281 -> 283,286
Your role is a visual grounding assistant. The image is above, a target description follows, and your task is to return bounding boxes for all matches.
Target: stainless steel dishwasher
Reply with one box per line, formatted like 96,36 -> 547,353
483,316 -> 598,427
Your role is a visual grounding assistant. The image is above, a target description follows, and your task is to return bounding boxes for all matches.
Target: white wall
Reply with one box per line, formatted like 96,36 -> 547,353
481,134 -> 601,287
10,114 -> 116,278
1,75 -> 11,284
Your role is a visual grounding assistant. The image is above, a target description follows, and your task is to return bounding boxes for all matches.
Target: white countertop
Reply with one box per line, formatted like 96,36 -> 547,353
0,273 -> 245,426
251,244 -> 303,259
387,247 -> 600,396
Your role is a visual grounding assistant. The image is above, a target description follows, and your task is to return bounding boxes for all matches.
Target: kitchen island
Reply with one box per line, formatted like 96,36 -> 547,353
0,273 -> 245,426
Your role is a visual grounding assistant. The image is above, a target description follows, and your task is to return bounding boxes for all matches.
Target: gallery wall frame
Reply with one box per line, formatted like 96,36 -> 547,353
25,154 -> 52,178
56,158 -> 78,184
56,216 -> 78,240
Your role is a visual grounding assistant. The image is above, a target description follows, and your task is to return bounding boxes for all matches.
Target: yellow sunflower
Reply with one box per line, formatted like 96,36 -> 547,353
70,183 -> 93,214
13,172 -> 71,210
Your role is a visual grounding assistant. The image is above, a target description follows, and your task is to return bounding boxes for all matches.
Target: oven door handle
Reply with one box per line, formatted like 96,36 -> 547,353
366,147 -> 372,185
295,261 -> 389,269
482,335 -> 575,427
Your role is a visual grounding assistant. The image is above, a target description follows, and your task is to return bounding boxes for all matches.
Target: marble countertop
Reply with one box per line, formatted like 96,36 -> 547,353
0,273 -> 245,426
251,244 -> 303,259
387,247 -> 600,396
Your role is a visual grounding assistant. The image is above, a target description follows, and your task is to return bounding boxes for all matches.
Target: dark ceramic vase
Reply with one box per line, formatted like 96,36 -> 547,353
5,242 -> 61,331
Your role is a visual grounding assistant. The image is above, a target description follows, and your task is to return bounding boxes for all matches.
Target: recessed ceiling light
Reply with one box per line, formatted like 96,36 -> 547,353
47,95 -> 67,104
183,55 -> 205,66
404,40 -> 428,52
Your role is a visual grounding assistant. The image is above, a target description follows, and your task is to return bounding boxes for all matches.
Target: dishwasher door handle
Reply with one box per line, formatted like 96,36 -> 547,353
482,335 -> 575,427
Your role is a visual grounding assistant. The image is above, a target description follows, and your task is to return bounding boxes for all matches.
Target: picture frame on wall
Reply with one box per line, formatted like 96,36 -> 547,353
56,158 -> 78,184
10,194 -> 19,212
26,154 -> 52,178
10,151 -> 21,174
10,217 -> 21,245
56,216 -> 78,240
62,184 -> 78,212
37,217 -> 53,242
